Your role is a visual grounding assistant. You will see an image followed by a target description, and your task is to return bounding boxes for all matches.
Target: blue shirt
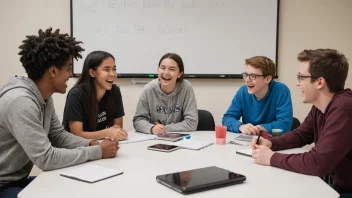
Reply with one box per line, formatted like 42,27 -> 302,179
222,81 -> 293,133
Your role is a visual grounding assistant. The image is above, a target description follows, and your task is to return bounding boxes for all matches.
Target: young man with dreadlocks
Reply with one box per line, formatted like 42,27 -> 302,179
0,28 -> 118,198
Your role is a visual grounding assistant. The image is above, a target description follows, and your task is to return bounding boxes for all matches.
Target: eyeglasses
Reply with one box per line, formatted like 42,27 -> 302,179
296,73 -> 319,82
242,73 -> 265,80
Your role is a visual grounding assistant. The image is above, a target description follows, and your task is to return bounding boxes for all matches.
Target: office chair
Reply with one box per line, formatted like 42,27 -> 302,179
291,117 -> 301,130
196,109 -> 215,131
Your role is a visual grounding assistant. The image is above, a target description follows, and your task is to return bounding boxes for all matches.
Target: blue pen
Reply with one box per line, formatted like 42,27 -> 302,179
184,135 -> 191,140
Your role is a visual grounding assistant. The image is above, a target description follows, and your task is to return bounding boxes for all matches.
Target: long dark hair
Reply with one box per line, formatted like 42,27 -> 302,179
73,51 -> 116,131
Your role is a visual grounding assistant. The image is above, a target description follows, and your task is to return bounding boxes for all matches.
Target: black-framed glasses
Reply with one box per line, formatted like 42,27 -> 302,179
296,73 -> 319,82
242,73 -> 265,80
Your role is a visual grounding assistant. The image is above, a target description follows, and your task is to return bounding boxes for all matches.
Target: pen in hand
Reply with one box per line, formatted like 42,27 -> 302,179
154,119 -> 167,134
256,130 -> 263,144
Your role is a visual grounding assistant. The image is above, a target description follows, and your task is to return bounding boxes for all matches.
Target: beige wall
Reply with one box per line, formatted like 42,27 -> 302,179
1,0 -> 351,131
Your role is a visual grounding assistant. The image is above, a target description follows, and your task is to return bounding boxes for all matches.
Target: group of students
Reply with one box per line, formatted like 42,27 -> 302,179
0,28 -> 351,198
62,51 -> 199,139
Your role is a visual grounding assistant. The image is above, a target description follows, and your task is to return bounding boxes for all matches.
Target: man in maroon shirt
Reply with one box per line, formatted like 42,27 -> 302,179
251,49 -> 352,197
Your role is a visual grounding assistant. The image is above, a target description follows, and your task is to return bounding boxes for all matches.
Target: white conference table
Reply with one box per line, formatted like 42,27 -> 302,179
19,131 -> 339,198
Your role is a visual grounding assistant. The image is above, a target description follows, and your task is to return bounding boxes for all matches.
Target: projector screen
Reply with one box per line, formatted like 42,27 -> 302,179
71,0 -> 279,78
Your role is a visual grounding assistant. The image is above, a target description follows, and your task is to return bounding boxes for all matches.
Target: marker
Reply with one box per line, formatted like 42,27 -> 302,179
184,135 -> 191,140
148,74 -> 154,77
256,130 -> 263,144
157,119 -> 162,124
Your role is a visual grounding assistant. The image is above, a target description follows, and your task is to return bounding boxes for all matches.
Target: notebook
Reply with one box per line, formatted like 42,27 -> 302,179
173,139 -> 213,150
234,134 -> 253,142
60,164 -> 123,183
235,148 -> 253,157
230,140 -> 250,146
119,132 -> 156,144
236,147 -> 309,157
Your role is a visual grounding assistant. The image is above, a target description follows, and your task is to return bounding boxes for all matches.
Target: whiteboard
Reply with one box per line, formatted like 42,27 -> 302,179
71,0 -> 279,78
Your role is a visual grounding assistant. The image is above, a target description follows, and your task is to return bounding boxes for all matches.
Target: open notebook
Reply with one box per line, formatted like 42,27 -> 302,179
119,132 -> 156,144
173,139 -> 213,150
234,134 -> 253,142
60,164 -> 123,183
236,147 -> 309,157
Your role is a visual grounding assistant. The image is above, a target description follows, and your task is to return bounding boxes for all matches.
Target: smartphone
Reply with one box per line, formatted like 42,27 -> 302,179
147,144 -> 180,152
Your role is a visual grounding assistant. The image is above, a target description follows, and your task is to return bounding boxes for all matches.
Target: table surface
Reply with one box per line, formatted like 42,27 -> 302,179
19,131 -> 339,198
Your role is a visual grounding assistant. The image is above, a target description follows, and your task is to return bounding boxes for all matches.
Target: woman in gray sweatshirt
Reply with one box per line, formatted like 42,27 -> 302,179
133,53 -> 198,134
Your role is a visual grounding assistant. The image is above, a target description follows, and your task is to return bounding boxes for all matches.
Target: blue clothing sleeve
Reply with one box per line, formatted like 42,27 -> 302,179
260,89 -> 293,133
222,88 -> 243,133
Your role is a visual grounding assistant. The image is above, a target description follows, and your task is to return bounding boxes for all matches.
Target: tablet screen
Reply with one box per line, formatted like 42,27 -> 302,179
156,166 -> 246,193
157,133 -> 189,139
148,144 -> 179,151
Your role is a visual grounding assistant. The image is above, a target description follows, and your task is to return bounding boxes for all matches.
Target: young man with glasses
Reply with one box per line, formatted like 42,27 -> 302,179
222,56 -> 293,135
252,49 -> 352,197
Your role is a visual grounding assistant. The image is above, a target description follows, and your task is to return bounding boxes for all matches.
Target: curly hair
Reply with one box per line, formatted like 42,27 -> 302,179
18,27 -> 84,80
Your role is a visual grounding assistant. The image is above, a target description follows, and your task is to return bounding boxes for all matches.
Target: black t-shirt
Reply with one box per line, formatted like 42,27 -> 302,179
62,85 -> 125,132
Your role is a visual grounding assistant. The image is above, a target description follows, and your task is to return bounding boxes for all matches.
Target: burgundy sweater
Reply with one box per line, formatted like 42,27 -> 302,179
270,89 -> 352,192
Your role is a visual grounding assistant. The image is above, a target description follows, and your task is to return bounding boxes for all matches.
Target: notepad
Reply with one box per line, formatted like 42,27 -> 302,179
236,148 -> 253,157
230,140 -> 250,146
234,134 -> 253,142
119,132 -> 156,144
60,164 -> 123,183
173,139 -> 213,150
236,147 -> 309,158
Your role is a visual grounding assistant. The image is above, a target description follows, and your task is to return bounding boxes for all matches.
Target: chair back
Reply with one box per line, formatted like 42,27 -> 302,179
291,117 -> 301,130
197,109 -> 215,131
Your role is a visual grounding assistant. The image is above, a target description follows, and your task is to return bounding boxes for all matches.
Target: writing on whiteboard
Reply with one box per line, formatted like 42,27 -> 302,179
103,0 -> 224,9
96,24 -> 187,36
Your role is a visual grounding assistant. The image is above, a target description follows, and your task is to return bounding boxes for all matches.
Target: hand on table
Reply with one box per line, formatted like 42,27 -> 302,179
99,137 -> 119,158
239,123 -> 260,135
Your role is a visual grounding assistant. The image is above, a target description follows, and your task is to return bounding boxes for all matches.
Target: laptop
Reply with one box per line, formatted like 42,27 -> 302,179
156,166 -> 246,194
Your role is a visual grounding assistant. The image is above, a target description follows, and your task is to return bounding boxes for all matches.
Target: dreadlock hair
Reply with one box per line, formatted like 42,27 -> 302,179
18,27 -> 84,80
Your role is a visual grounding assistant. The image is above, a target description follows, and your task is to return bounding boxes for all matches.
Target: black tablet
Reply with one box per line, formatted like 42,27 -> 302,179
156,166 -> 246,194
147,144 -> 180,152
156,133 -> 190,142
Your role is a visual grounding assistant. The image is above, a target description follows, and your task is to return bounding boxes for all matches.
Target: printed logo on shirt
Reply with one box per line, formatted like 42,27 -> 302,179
97,111 -> 107,123
156,104 -> 181,114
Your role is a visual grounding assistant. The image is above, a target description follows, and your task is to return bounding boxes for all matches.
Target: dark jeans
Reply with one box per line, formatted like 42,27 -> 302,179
331,183 -> 352,198
0,177 -> 35,198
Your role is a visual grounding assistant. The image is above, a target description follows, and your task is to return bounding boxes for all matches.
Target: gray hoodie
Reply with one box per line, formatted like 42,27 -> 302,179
133,79 -> 198,133
0,76 -> 102,184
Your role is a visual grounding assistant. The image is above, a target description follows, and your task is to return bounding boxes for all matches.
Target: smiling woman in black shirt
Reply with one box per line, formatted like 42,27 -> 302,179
62,51 -> 127,141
